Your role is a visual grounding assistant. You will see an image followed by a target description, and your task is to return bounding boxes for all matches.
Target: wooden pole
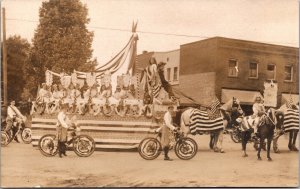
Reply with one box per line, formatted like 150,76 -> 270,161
2,7 -> 8,106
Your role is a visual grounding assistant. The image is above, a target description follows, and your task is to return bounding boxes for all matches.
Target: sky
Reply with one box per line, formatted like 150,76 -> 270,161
1,0 -> 299,67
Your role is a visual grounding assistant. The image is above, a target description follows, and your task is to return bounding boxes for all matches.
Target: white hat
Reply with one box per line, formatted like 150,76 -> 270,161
236,117 -> 243,123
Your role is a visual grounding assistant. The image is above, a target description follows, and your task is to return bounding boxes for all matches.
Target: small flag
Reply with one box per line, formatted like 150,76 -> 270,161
210,96 -> 221,114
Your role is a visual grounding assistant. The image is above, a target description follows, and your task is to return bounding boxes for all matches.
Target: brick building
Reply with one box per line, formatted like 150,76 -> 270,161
136,37 -> 299,114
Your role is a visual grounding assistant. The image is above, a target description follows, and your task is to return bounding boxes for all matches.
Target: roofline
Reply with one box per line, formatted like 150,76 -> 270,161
181,36 -> 299,50
137,49 -> 180,56
153,49 -> 180,53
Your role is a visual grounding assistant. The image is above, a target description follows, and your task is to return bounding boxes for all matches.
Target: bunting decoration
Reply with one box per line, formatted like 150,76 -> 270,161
60,73 -> 71,88
40,21 -> 139,89
45,70 -> 53,86
77,79 -> 85,89
71,72 -> 78,86
101,71 -> 112,87
86,72 -> 96,87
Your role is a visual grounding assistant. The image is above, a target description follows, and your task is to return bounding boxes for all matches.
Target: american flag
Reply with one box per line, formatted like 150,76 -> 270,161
210,96 -> 221,114
286,95 -> 293,109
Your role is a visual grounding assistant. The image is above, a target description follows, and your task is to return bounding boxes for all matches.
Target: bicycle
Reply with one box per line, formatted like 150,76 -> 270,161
1,117 -> 32,147
138,128 -> 198,160
38,124 -> 95,157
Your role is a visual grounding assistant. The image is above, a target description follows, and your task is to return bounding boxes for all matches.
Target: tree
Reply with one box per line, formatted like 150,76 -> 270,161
2,35 -> 30,102
24,0 -> 97,97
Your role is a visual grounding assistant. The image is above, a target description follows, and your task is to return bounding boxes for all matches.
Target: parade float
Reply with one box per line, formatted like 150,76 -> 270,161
31,23 -> 178,151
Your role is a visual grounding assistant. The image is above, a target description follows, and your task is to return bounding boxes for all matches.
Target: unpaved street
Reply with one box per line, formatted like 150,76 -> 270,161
1,134 -> 298,187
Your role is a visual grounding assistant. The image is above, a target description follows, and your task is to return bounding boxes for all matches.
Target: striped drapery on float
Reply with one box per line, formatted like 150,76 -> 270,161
31,114 -> 159,150
45,22 -> 139,81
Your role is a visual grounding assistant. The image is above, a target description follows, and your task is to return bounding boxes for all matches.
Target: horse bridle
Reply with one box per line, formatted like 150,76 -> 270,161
262,111 -> 276,126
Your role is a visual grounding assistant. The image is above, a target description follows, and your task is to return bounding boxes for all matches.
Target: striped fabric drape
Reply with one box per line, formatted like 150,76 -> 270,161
44,32 -> 138,82
189,109 -> 224,134
283,108 -> 299,131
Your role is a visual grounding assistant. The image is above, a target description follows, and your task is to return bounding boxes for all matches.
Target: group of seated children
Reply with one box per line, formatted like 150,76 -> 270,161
33,81 -> 137,116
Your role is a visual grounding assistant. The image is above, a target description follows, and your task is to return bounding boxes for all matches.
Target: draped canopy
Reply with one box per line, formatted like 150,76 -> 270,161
45,22 -> 138,87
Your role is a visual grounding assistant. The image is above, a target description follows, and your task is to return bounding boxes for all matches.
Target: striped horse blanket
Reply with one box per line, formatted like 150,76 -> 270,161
189,109 -> 224,134
283,109 -> 299,132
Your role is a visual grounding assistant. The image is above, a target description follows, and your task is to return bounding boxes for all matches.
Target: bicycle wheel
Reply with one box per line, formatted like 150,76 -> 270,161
73,134 -> 95,157
38,134 -> 58,157
175,137 -> 198,160
1,131 -> 10,147
138,137 -> 162,160
21,128 -> 32,144
230,129 -> 241,143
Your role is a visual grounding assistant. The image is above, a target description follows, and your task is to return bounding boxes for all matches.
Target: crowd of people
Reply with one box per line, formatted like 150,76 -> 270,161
32,80 -> 141,116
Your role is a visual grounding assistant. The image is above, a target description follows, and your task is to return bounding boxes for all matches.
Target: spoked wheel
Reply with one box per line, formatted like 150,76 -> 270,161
138,137 -> 162,160
230,129 -> 241,143
73,135 -> 95,157
38,134 -> 58,157
21,128 -> 32,144
1,131 -> 10,147
175,137 -> 198,160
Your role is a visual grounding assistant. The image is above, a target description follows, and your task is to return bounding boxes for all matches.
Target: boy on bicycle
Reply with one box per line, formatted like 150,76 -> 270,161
6,100 -> 26,143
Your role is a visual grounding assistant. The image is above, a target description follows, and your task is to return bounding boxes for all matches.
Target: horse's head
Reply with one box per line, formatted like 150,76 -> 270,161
261,108 -> 277,128
274,110 -> 284,130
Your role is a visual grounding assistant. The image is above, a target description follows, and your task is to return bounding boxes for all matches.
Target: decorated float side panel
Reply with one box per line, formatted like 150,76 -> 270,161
31,114 -> 160,150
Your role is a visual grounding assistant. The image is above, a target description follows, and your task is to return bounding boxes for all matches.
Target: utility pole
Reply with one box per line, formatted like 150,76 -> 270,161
2,7 -> 8,106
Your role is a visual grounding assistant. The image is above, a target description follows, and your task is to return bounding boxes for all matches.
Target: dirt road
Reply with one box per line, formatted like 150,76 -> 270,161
1,134 -> 298,187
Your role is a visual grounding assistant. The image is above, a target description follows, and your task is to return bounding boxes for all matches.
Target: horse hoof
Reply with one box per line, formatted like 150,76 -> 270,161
257,157 -> 262,160
220,149 -> 225,153
268,158 -> 272,161
242,154 -> 248,157
292,146 -> 299,151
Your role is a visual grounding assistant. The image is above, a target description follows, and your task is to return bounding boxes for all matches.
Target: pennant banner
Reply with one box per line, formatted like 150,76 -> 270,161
42,25 -> 139,88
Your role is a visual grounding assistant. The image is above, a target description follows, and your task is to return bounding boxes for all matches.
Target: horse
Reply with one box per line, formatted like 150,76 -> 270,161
177,99 -> 242,153
241,108 -> 284,160
273,104 -> 299,153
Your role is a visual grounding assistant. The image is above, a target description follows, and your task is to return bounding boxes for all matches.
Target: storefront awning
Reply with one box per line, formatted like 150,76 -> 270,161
221,89 -> 263,105
281,93 -> 299,104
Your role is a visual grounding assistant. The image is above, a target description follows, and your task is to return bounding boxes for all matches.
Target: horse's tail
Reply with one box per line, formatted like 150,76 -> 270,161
180,108 -> 194,136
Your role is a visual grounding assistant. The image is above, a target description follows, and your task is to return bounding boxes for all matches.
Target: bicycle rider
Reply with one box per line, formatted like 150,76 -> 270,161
56,104 -> 71,158
6,100 -> 26,143
157,105 -> 178,161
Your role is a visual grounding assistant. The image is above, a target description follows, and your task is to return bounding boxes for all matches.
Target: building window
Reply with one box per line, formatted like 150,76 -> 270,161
249,62 -> 258,78
167,68 -> 171,81
266,64 -> 276,80
173,67 -> 178,81
228,59 -> 238,77
284,65 -> 293,81
167,57 -> 169,62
